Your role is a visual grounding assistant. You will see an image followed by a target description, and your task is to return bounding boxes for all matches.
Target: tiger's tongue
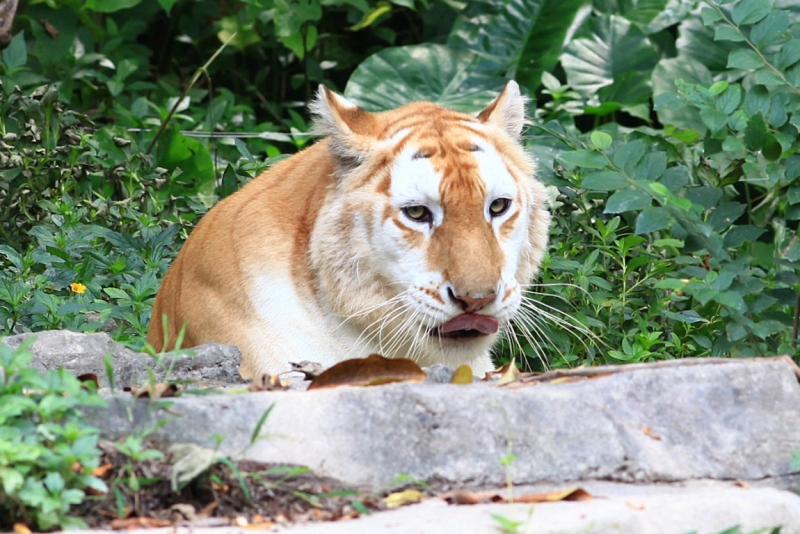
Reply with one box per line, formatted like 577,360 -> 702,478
439,314 -> 499,335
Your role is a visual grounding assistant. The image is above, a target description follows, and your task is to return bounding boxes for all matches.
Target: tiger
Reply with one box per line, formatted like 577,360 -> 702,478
146,80 -> 551,379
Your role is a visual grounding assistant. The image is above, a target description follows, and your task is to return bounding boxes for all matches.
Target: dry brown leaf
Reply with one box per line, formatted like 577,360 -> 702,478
733,480 -> 750,489
383,489 -> 423,508
290,360 -> 325,379
447,487 -> 591,505
92,462 -> 114,477
450,365 -> 474,385
39,19 -> 59,38
77,373 -> 100,389
642,427 -> 662,440
13,523 -> 32,534
495,358 -> 521,386
625,500 -> 646,511
110,517 -> 172,530
124,383 -> 178,399
307,354 -> 426,390
547,376 -> 584,385
250,373 -> 290,392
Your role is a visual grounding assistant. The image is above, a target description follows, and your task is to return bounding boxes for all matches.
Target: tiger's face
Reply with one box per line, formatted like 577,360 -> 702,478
310,82 -> 551,373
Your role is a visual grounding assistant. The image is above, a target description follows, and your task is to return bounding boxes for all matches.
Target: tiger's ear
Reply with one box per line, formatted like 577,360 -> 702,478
310,85 -> 379,170
477,80 -> 528,140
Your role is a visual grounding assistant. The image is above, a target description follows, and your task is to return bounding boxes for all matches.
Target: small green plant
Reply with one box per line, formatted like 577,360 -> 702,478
0,338 -> 107,530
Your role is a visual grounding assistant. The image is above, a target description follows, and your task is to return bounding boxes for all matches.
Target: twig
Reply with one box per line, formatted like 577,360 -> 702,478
509,356 -> 800,385
145,32 -> 237,155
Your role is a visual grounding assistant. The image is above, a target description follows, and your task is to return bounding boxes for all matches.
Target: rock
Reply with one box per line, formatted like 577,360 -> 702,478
1,330 -> 244,387
85,358 -> 800,492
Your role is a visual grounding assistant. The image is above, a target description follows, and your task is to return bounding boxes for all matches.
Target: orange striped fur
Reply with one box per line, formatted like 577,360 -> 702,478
147,81 -> 551,379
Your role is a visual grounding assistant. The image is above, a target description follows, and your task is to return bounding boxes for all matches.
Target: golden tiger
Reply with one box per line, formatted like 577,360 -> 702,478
147,81 -> 551,379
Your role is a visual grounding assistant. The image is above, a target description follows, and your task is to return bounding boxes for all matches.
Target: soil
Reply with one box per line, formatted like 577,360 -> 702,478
74,441 -> 387,529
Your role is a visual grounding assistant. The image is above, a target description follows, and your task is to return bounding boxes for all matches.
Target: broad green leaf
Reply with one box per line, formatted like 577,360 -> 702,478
633,152 -> 667,181
604,189 -> 651,213
560,15 -> 659,104
591,131 -> 613,150
155,128 -> 216,202
727,49 -> 765,70
726,322 -> 747,342
2,32 -> 27,70
558,149 -> 608,169
582,171 -> 627,190
724,225 -> 765,248
651,56 -> 712,132
715,83 -> 741,114
613,139 -> 645,170
447,0 -> 590,91
731,0 -> 775,25
660,165 -> 690,192
157,0 -> 180,13
700,107 -> 728,133
345,44 -> 506,112
708,202 -> 746,232
677,17 -> 740,72
635,206 -> 672,234
775,39 -> 800,69
714,25 -> 745,42
217,15 -> 262,50
30,11 -> 78,68
274,0 -> 321,37
749,10 -> 789,48
664,310 -> 706,324
743,113 -> 768,151
85,0 -> 142,12
754,70 -> 785,86
700,7 -> 722,26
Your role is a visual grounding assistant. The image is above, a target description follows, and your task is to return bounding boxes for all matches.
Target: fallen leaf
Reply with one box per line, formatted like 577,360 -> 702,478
169,503 -> 196,521
642,427 -> 662,440
307,354 -> 426,390
290,360 -> 325,379
446,487 -> 591,505
625,500 -> 645,510
169,443 -> 221,491
124,383 -> 179,399
450,365 -> 474,384
495,358 -> 521,386
13,523 -> 32,534
383,489 -> 423,508
92,462 -> 113,477
250,373 -> 290,392
110,517 -> 171,530
734,480 -> 749,489
77,373 -> 100,389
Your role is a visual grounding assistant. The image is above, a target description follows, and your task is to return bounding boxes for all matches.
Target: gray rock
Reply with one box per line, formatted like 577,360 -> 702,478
1,330 -> 244,387
85,358 -> 800,492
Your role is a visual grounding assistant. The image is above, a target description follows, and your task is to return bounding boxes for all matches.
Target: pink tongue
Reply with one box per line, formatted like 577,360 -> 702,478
439,314 -> 499,335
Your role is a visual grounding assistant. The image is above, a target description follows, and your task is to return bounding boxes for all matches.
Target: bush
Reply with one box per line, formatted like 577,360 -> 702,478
0,339 -> 107,530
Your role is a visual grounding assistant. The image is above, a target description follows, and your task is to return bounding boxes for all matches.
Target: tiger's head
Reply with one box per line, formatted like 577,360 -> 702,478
308,81 -> 551,374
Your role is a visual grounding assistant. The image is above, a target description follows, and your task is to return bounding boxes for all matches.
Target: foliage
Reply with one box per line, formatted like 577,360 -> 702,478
1,0 -> 799,370
0,338 -> 107,530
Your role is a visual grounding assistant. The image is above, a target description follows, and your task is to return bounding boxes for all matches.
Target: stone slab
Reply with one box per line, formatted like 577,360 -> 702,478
87,359 -> 800,491
2,330 -> 244,387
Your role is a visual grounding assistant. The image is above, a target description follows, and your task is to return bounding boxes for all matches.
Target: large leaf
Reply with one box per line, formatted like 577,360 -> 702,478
344,44 -> 505,112
447,0 -> 591,90
593,0 -> 693,34
155,128 -> 216,202
560,15 -> 659,105
652,56 -> 712,133
676,16 -> 745,74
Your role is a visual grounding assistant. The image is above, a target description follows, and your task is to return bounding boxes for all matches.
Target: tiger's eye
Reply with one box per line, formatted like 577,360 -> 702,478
403,205 -> 432,224
489,198 -> 511,217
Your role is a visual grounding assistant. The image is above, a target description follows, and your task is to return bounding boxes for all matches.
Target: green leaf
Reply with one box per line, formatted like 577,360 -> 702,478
700,6 -> 722,26
775,39 -> 800,70
156,0 -> 180,14
591,131 -> 613,150
84,0 -> 142,12
727,49 -> 765,70
743,113 -> 768,151
604,189 -> 651,213
582,171 -> 627,190
447,0 -> 590,91
560,15 -> 659,104
724,225 -> 765,248
558,149 -> 608,169
651,57 -> 712,133
726,322 -> 747,342
660,166 -> 690,192
749,10 -> 789,49
762,134 -> 782,161
700,107 -> 728,133
714,25 -> 745,42
344,44 -> 505,112
612,139 -> 645,171
664,310 -> 706,324
155,128 -> 216,201
677,17 -> 736,72
635,206 -> 672,234
274,0 -> 321,37
731,0 -> 774,25
633,152 -> 667,181
2,32 -> 27,70
707,202 -> 745,232
754,70 -> 785,86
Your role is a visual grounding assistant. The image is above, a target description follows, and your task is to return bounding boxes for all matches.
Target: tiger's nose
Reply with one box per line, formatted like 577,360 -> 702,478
447,288 -> 497,313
